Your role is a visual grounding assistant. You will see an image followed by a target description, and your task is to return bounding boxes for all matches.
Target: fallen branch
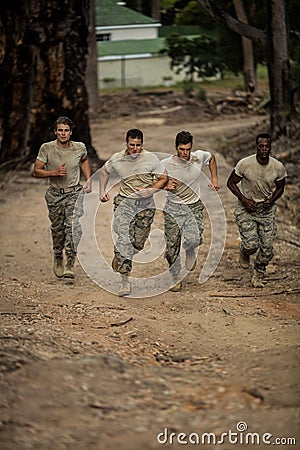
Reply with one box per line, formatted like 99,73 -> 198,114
137,105 -> 182,116
135,89 -> 173,96
209,288 -> 300,298
111,317 -> 133,327
0,312 -> 17,315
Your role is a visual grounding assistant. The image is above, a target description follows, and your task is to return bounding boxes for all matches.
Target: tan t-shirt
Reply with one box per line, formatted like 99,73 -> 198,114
105,149 -> 164,198
161,150 -> 211,204
37,140 -> 87,189
234,154 -> 287,202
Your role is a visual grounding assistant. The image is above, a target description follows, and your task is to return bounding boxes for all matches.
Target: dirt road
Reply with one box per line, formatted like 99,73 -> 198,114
0,114 -> 299,450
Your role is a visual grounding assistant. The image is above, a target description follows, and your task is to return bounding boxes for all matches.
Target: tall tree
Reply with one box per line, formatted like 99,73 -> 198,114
195,0 -> 295,138
0,0 -> 102,170
232,0 -> 256,93
86,0 -> 99,116
151,0 -> 161,21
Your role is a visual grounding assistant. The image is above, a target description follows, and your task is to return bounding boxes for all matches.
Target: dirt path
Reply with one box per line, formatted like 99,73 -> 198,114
0,115 -> 299,450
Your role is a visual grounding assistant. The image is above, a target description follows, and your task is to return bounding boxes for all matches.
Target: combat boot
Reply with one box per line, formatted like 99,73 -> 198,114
251,270 -> 264,288
64,255 -> 75,279
111,255 -> 118,272
239,250 -> 250,269
169,275 -> 182,292
119,274 -> 131,297
53,256 -> 64,278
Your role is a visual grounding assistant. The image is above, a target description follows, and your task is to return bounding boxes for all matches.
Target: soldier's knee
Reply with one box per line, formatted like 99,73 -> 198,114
243,245 -> 258,255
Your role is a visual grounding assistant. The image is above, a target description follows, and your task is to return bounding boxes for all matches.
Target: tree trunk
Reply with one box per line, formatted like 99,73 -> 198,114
195,0 -> 294,138
86,0 -> 99,117
151,0 -> 161,21
0,0 -> 103,170
267,0 -> 294,136
233,0 -> 256,94
135,0 -> 142,13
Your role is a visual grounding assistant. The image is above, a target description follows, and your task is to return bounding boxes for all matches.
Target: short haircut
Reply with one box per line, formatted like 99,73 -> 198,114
126,128 -> 143,143
54,116 -> 74,131
256,133 -> 271,144
175,130 -> 193,148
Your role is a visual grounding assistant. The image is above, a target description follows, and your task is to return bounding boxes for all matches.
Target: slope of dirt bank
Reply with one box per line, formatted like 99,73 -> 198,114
0,106 -> 299,450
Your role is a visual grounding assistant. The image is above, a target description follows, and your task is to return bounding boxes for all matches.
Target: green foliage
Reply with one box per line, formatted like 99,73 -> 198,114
197,87 -> 207,101
179,81 -> 196,97
162,0 -> 178,9
160,33 -> 224,81
175,1 -> 215,29
216,26 -> 243,75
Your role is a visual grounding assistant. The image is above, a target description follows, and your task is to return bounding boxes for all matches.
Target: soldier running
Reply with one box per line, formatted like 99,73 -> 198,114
227,133 -> 287,287
99,128 -> 168,297
33,116 -> 92,279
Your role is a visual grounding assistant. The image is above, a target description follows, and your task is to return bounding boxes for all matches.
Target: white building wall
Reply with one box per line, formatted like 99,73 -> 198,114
96,25 -> 159,41
98,55 -> 186,89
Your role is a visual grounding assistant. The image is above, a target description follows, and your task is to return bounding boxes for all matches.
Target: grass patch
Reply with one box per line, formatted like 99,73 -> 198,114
99,65 -> 269,95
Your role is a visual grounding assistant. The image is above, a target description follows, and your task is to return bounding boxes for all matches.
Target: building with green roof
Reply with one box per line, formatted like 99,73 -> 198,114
96,0 -> 160,42
96,0 -> 203,88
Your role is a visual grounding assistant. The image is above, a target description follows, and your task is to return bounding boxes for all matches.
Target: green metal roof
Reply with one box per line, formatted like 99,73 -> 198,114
95,0 -> 157,27
159,25 -> 215,39
98,37 -> 165,57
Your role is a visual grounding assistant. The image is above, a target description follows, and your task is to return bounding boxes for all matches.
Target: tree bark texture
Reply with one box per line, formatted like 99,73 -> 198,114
0,0 -> 102,169
233,0 -> 256,94
267,0 -> 294,136
151,0 -> 161,21
86,0 -> 99,116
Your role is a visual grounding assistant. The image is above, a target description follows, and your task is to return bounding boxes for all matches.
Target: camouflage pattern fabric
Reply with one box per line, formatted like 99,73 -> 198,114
163,199 -> 204,275
113,194 -> 155,274
235,201 -> 277,274
45,185 -> 84,258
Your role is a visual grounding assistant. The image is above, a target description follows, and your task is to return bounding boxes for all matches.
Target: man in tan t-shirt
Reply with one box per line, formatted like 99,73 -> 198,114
100,128 -> 168,297
227,133 -> 287,287
161,130 -> 220,292
33,116 -> 92,279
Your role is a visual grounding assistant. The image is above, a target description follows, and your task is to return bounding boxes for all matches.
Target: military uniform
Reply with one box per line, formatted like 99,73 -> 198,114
234,154 -> 287,275
36,140 -> 86,259
161,150 -> 211,276
105,149 -> 164,275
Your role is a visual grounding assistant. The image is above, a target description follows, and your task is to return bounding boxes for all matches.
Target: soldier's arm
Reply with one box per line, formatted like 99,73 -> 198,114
227,170 -> 256,211
263,178 -> 286,208
152,171 -> 168,190
33,159 -> 66,178
99,165 -> 110,202
208,154 -> 220,190
80,157 -> 92,192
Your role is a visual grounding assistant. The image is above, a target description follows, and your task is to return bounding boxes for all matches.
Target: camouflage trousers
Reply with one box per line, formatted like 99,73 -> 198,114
45,185 -> 84,258
163,199 -> 204,275
113,194 -> 155,274
235,200 -> 277,274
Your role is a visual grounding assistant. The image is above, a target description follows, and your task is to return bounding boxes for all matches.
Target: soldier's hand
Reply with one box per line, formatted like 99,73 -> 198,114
209,178 -> 220,191
263,197 -> 273,208
243,197 -> 256,211
56,164 -> 67,177
83,180 -> 92,193
100,193 -> 110,202
166,178 -> 177,191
